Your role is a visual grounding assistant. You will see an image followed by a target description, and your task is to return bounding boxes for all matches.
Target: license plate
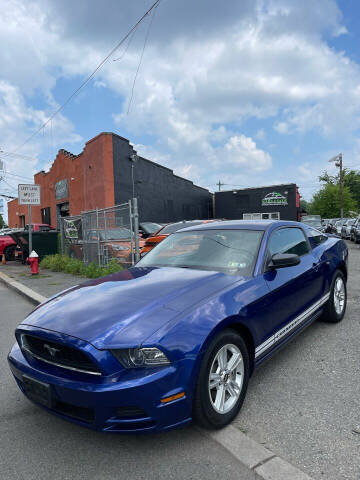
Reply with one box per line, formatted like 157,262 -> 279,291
22,375 -> 52,408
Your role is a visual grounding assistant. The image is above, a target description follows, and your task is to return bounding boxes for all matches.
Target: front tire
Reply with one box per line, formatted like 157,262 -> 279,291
193,330 -> 250,429
322,270 -> 347,323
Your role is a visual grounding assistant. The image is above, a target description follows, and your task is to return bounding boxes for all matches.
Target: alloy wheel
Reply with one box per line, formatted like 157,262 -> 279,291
334,277 -> 345,315
208,344 -> 244,414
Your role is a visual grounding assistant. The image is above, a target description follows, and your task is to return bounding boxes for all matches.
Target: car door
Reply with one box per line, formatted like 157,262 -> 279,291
258,227 -> 324,354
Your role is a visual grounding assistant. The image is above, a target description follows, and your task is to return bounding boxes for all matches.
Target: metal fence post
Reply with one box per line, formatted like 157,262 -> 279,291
133,197 -> 140,263
96,208 -> 101,266
28,204 -> 32,254
128,200 -> 135,265
59,217 -> 64,254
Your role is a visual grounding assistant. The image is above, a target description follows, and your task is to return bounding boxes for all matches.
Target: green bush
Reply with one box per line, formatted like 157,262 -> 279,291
40,255 -> 123,278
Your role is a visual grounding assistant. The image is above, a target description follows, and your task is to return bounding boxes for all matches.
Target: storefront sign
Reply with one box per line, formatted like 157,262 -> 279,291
262,192 -> 288,206
18,184 -> 41,205
55,179 -> 69,200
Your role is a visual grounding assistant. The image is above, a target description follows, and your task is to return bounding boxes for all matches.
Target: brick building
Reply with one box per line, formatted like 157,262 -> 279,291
8,132 -> 212,228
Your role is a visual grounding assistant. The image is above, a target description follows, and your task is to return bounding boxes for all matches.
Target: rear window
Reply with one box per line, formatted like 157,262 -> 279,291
160,221 -> 204,235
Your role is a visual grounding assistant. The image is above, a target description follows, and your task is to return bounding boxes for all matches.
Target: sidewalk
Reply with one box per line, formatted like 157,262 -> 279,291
0,261 -> 83,299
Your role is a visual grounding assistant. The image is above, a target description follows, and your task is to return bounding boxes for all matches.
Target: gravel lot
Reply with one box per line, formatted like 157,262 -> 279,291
235,241 -> 360,480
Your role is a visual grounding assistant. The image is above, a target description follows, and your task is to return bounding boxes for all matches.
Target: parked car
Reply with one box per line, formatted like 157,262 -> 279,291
327,218 -> 339,234
24,223 -> 55,232
139,222 -> 163,239
68,227 -> 145,265
0,234 -> 17,260
8,220 -> 348,433
341,219 -> 356,239
350,216 -> 360,243
141,219 -> 216,255
334,219 -> 347,236
301,215 -> 324,231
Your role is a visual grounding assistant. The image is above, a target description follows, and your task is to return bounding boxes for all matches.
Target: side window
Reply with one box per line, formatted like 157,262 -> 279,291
307,228 -> 327,248
268,227 -> 310,258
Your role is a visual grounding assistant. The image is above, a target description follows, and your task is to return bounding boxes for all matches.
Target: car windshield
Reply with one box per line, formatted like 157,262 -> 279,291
137,229 -> 263,275
99,228 -> 132,240
159,221 -> 206,235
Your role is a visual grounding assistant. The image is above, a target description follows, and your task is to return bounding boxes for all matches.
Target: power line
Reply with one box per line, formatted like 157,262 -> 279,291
1,178 -> 18,191
0,193 -> 16,200
127,2 -> 159,115
0,150 -> 38,161
3,0 -> 161,159
5,172 -> 33,181
113,27 -> 137,62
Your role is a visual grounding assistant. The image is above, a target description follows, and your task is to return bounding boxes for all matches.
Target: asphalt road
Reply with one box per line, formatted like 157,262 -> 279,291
235,241 -> 360,480
0,283 -> 256,480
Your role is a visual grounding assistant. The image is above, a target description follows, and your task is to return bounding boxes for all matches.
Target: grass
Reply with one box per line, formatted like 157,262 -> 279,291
40,255 -> 124,279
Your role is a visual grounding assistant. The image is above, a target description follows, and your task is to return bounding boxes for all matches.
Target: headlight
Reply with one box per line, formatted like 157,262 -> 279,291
111,347 -> 170,368
110,244 -> 129,251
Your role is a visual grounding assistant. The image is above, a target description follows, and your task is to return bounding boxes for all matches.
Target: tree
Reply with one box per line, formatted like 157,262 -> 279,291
0,213 -> 6,228
310,184 -> 357,218
300,199 -> 310,213
319,168 -> 360,210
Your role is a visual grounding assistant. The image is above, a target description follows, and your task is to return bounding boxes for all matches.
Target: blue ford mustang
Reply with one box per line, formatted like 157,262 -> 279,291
8,220 -> 348,433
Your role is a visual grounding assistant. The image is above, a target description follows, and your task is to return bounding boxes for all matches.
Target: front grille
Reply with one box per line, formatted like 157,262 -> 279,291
21,334 -> 101,376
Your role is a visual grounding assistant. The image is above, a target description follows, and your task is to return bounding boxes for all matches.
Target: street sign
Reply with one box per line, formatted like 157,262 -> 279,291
18,184 -> 41,205
18,184 -> 41,255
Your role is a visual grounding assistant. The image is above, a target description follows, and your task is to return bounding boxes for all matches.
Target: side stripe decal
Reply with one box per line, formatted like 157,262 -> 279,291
255,292 -> 330,358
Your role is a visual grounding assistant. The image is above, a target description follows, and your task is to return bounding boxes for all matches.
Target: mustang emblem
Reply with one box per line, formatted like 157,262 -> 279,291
43,344 -> 60,357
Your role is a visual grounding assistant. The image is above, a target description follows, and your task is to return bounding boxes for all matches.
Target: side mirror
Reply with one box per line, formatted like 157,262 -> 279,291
268,253 -> 300,269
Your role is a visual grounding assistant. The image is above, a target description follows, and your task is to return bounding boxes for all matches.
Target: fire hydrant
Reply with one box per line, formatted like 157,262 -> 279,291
27,251 -> 39,275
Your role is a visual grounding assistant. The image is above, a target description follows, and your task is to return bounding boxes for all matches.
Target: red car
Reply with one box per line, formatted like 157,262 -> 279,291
0,224 -> 54,261
0,234 -> 17,260
24,224 -> 55,232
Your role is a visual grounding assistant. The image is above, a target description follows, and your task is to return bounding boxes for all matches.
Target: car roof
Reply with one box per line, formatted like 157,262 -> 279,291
177,219 -> 303,232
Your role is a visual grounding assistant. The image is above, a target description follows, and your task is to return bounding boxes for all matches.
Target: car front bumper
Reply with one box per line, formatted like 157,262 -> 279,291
8,343 -> 192,433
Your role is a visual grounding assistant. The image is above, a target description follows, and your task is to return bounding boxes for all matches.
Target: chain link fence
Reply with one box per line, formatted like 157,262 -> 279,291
60,199 -> 140,267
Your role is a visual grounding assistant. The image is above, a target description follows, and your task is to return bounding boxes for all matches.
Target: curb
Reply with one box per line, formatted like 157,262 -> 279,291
199,425 -> 314,480
1,271 -> 314,480
0,271 -> 48,305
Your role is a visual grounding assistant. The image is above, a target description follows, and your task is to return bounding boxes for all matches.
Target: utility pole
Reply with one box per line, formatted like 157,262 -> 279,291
328,153 -> 343,219
217,180 -> 225,191
339,153 -> 343,219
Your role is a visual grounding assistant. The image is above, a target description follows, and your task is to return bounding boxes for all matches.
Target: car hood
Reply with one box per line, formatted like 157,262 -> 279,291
21,267 -> 239,349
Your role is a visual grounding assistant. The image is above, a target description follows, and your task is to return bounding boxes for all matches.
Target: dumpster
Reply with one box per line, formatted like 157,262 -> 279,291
9,230 -> 59,261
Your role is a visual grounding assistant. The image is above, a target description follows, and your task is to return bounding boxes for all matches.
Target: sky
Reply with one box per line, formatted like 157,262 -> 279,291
1,0 -> 360,220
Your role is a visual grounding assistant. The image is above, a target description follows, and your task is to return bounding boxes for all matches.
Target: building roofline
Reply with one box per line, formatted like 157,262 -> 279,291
215,183 -> 297,194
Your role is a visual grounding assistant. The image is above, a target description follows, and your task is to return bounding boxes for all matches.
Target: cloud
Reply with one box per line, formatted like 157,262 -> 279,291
220,135 -> 272,171
255,129 -> 266,140
0,0 -> 359,202
274,122 -> 289,134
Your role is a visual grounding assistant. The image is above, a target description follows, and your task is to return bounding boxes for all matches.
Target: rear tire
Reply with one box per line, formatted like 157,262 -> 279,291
4,246 -> 15,261
321,270 -> 347,323
193,329 -> 250,429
